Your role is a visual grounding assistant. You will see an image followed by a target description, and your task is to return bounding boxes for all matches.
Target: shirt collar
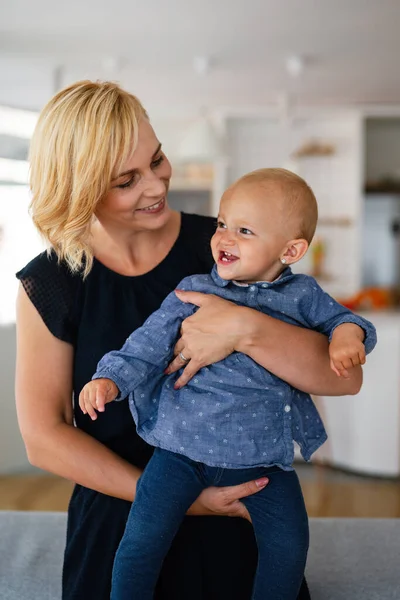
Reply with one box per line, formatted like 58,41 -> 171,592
210,264 -> 294,288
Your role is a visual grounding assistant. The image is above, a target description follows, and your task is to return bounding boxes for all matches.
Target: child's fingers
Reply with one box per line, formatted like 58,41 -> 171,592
358,352 -> 366,365
349,355 -> 359,367
338,366 -> 350,379
330,358 -> 342,378
332,358 -> 350,379
81,385 -> 97,420
338,360 -> 350,378
84,393 -> 98,420
342,357 -> 354,372
96,386 -> 107,412
79,389 -> 86,414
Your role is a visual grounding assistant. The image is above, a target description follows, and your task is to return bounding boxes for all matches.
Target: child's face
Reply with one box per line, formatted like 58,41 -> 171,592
211,181 -> 294,283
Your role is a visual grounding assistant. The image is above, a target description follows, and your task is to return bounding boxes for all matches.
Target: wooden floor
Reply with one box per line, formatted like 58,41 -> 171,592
1,464 -> 400,517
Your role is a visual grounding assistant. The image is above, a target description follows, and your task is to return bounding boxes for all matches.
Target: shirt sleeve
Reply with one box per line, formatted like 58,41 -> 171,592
303,278 -> 377,355
93,276 -> 197,398
16,251 -> 80,344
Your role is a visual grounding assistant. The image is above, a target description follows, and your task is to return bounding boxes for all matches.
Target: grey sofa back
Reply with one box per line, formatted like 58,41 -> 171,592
0,511 -> 399,599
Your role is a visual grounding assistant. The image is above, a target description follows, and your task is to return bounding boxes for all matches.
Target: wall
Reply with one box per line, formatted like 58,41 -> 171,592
366,118 -> 400,182
0,58 -> 55,111
0,324 -> 35,473
0,185 -> 43,474
362,194 -> 400,287
221,110 -> 364,298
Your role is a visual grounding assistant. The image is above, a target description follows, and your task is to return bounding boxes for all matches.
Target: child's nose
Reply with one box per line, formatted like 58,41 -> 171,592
222,230 -> 236,244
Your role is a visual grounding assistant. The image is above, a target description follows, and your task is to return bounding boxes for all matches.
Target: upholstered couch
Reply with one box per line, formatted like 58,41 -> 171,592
0,511 -> 399,599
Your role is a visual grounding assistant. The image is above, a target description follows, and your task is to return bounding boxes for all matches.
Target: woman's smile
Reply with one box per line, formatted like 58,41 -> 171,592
135,197 -> 166,214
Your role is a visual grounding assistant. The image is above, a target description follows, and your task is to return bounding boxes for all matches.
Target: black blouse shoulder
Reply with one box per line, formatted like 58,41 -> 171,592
16,250 -> 82,344
16,213 -> 216,347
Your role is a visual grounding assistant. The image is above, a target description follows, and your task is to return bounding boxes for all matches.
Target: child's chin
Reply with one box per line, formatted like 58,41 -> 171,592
217,266 -> 235,280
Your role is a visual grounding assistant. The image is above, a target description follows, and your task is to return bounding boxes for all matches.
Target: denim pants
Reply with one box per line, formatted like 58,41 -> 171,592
111,448 -> 309,600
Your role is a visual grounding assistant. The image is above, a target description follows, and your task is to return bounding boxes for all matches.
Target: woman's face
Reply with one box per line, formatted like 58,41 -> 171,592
96,119 -> 172,231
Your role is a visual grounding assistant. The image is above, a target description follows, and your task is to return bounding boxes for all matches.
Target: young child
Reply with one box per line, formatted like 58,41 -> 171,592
80,168 -> 377,600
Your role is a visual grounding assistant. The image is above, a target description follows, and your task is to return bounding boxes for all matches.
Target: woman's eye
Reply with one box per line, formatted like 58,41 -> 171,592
118,179 -> 134,189
117,173 -> 140,189
240,228 -> 253,235
217,221 -> 226,229
151,155 -> 164,169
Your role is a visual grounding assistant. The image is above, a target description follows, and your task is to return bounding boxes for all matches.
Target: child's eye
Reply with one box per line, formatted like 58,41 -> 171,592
240,228 -> 253,235
217,221 -> 226,229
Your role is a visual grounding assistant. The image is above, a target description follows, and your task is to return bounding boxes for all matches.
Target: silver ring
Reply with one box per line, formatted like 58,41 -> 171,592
179,351 -> 190,363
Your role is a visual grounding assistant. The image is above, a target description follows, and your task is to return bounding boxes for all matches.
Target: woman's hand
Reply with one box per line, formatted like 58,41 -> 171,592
187,476 -> 269,522
165,290 -> 243,388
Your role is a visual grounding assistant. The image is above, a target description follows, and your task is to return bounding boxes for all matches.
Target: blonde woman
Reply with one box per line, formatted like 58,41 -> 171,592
15,81 -> 362,600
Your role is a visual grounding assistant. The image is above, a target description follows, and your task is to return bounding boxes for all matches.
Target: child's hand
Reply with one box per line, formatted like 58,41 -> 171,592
329,324 -> 366,379
79,378 -> 119,420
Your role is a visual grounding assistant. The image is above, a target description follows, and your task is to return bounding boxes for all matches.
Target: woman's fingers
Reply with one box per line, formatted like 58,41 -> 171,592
173,361 -> 202,389
220,477 -> 269,505
175,290 -> 211,307
166,351 -> 193,375
226,500 -> 253,523
190,478 -> 268,522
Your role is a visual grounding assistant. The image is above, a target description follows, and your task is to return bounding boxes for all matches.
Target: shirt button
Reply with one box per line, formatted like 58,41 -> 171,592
284,405 -> 291,413
249,285 -> 256,291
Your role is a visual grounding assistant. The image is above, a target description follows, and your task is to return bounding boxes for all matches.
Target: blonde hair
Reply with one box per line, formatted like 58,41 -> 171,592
236,168 -> 318,244
29,80 -> 148,276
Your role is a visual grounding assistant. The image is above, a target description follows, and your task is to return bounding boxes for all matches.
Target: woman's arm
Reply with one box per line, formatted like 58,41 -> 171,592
236,306 -> 362,396
170,291 -> 362,396
16,285 -> 267,516
15,285 -> 141,502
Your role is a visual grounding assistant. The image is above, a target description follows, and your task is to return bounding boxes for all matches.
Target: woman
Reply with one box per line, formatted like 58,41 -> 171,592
15,80 -> 362,600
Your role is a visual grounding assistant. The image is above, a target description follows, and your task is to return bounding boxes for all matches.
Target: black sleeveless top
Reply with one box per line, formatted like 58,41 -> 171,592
16,213 -> 216,468
16,212 -> 310,600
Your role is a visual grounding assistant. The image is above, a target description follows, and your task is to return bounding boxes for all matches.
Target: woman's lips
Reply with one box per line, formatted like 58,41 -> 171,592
136,197 -> 165,214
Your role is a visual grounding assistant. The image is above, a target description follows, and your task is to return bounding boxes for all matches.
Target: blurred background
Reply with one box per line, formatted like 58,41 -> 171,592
1,0 -> 400,517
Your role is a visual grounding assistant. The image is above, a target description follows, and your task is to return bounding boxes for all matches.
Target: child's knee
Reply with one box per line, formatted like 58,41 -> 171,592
258,525 -> 309,566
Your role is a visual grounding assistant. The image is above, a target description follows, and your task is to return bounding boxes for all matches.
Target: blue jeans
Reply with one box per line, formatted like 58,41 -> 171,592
111,448 -> 309,600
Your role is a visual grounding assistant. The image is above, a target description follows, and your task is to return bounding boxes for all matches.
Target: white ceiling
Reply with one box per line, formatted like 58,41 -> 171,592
1,0 -> 400,111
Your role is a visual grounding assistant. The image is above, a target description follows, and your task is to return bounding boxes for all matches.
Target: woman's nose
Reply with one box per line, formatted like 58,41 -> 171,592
142,169 -> 166,197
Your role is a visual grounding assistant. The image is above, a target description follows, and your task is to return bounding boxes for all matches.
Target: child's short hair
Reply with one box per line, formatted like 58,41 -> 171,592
236,168 -> 318,244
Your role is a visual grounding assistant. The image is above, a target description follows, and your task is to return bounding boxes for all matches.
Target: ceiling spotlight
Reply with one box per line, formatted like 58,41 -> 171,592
286,55 -> 305,78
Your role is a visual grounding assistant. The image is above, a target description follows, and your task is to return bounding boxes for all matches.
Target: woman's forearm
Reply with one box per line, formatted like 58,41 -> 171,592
235,307 -> 362,396
26,422 -> 141,501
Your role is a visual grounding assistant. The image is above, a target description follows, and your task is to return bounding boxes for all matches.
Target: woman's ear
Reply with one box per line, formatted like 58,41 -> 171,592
281,238 -> 309,265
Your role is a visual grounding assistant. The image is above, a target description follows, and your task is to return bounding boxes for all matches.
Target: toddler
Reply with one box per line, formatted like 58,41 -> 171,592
80,168 -> 377,600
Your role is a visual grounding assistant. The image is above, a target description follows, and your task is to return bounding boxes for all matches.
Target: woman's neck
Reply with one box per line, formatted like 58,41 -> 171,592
90,210 -> 181,277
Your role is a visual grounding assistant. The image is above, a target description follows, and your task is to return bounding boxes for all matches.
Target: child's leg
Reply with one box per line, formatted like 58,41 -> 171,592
241,469 -> 309,600
111,448 -> 205,600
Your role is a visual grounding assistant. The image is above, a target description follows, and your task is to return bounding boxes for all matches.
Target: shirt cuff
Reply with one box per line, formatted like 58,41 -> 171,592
328,316 -> 377,355
92,370 -> 129,401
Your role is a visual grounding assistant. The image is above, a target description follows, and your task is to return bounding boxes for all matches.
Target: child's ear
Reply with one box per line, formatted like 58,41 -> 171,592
281,239 -> 309,265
